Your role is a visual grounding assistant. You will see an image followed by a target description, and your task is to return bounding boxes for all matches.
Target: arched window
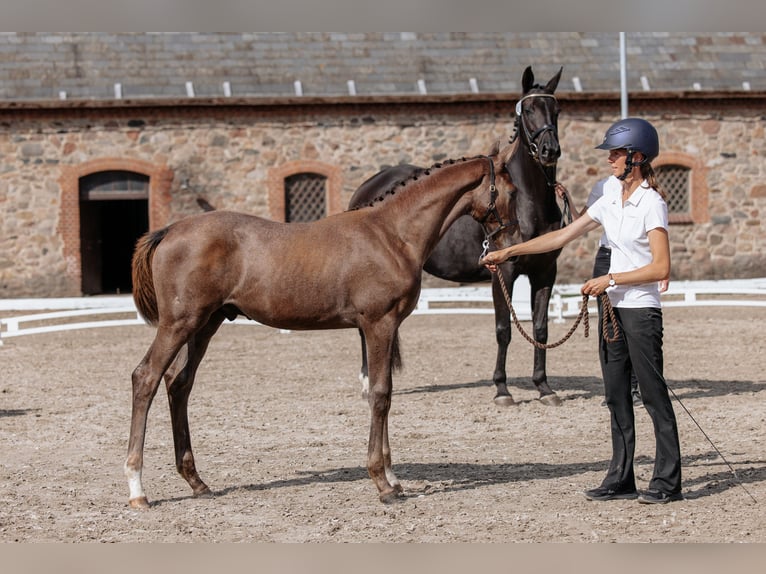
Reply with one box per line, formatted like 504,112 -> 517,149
267,161 -> 342,223
284,172 -> 327,222
656,164 -> 691,218
654,152 -> 708,224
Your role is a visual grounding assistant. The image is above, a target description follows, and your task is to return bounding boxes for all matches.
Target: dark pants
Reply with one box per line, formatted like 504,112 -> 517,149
593,246 -> 639,396
598,305 -> 682,495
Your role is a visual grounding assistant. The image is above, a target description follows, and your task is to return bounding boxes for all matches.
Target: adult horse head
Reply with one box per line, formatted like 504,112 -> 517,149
510,65 -> 562,169
125,148 -> 518,508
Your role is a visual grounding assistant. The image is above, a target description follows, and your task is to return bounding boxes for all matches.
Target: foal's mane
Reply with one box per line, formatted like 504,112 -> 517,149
349,145 -> 502,212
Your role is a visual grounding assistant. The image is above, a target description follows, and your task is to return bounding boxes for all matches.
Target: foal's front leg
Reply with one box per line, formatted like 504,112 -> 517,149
363,326 -> 402,503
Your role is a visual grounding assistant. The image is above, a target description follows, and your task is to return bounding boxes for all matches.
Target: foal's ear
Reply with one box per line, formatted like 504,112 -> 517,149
487,140 -> 501,156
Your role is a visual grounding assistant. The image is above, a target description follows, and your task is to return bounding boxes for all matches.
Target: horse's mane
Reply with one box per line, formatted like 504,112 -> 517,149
349,142 -> 503,212
348,158 -> 469,211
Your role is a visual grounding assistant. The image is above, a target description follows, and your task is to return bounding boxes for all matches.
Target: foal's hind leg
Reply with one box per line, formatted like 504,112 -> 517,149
358,329 -> 370,399
163,313 -> 225,498
125,325 -> 191,509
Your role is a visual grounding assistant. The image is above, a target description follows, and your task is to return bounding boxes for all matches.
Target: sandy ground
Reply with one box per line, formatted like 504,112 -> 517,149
1,305 -> 764,542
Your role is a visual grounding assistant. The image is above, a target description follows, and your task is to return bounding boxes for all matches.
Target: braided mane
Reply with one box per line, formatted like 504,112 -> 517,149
351,156 -> 478,211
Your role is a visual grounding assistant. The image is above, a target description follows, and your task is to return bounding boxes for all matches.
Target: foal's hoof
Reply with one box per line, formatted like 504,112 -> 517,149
128,496 -> 151,510
493,394 -> 517,407
379,490 -> 405,504
193,486 -> 213,499
540,393 -> 563,407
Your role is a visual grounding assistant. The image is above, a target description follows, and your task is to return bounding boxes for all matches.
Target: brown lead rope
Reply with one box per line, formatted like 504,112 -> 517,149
495,270 -> 621,349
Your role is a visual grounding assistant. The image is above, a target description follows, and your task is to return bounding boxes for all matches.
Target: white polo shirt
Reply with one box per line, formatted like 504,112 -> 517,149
585,177 -> 609,248
586,176 -> 668,309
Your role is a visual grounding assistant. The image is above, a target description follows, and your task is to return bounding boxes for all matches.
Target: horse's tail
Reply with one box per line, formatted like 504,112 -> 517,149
131,227 -> 169,326
392,329 -> 403,373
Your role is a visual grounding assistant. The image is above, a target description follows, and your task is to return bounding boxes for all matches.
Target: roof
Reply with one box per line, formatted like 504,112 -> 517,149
1,32 -> 764,101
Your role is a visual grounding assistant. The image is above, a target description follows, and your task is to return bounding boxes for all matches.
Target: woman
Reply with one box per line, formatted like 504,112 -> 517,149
482,117 -> 682,504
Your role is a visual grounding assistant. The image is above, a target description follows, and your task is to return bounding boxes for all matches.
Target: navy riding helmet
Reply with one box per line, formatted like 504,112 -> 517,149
595,117 -> 659,179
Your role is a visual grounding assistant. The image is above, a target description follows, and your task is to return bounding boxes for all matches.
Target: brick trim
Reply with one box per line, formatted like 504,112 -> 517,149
57,157 -> 173,294
266,160 -> 343,222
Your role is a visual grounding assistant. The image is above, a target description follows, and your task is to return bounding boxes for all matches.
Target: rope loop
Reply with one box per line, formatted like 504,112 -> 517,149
495,270 -> 620,349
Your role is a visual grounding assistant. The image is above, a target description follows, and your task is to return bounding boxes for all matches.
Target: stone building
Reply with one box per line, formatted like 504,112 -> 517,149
0,32 -> 764,297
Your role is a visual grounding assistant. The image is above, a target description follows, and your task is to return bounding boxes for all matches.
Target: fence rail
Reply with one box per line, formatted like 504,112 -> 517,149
2,278 -> 764,344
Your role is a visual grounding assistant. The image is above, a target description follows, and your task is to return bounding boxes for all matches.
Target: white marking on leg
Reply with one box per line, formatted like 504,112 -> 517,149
124,462 -> 146,501
359,371 -> 369,400
385,466 -> 400,489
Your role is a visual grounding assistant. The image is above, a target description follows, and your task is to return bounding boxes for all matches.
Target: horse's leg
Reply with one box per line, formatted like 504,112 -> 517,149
490,270 -> 516,406
362,320 -> 402,503
125,324 -> 192,509
163,313 -> 225,498
358,328 -> 370,400
529,275 -> 562,406
382,413 -> 403,494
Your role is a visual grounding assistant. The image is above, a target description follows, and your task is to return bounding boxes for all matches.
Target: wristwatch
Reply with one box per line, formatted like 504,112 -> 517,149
608,273 -> 616,287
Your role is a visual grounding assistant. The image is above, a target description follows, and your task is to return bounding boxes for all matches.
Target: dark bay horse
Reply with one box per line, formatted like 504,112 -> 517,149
125,148 -> 517,508
349,66 -> 564,407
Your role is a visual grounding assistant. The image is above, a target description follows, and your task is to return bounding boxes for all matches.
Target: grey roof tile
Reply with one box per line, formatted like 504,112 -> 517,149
0,32 -> 764,101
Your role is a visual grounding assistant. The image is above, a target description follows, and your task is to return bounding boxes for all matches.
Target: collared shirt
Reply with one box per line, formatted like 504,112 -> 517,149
585,177 -> 609,248
586,176 -> 668,308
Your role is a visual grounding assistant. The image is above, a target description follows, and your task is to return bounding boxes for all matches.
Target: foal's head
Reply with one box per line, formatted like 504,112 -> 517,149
468,144 -> 520,249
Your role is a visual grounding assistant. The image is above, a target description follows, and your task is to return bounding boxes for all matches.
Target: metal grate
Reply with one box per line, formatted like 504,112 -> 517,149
656,165 -> 690,214
284,173 -> 327,222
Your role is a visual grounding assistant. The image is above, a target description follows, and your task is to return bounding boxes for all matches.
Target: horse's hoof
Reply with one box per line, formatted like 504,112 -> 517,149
540,393 -> 563,406
193,486 -> 213,499
392,482 -> 404,494
493,395 -> 517,407
379,490 -> 405,504
128,496 -> 151,509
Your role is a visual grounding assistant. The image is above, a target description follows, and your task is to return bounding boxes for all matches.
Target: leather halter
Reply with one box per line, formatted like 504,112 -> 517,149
477,156 -> 516,260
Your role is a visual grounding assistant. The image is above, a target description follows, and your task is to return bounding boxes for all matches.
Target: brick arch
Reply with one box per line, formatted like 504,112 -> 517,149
267,160 -> 343,222
58,157 -> 174,294
654,151 -> 709,224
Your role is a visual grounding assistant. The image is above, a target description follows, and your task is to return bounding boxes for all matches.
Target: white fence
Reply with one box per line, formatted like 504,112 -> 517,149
1,277 -> 765,345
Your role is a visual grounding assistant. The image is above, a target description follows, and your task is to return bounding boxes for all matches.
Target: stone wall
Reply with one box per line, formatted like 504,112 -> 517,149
1,93 -> 764,297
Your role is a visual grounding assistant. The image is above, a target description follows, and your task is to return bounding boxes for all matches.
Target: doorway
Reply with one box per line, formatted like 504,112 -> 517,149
79,171 -> 150,295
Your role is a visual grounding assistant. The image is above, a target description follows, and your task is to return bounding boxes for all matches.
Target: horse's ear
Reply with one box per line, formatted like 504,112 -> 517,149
521,66 -> 534,94
487,140 -> 501,156
545,66 -> 563,94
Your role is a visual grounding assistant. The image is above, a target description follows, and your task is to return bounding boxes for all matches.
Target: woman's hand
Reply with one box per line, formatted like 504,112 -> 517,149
480,248 -> 511,272
580,275 -> 611,296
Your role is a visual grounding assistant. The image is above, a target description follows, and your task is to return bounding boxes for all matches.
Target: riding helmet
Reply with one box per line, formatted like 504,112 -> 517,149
595,117 -> 659,164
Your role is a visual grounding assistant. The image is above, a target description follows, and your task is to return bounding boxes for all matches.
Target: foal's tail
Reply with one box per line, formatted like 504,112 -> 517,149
131,227 -> 169,326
